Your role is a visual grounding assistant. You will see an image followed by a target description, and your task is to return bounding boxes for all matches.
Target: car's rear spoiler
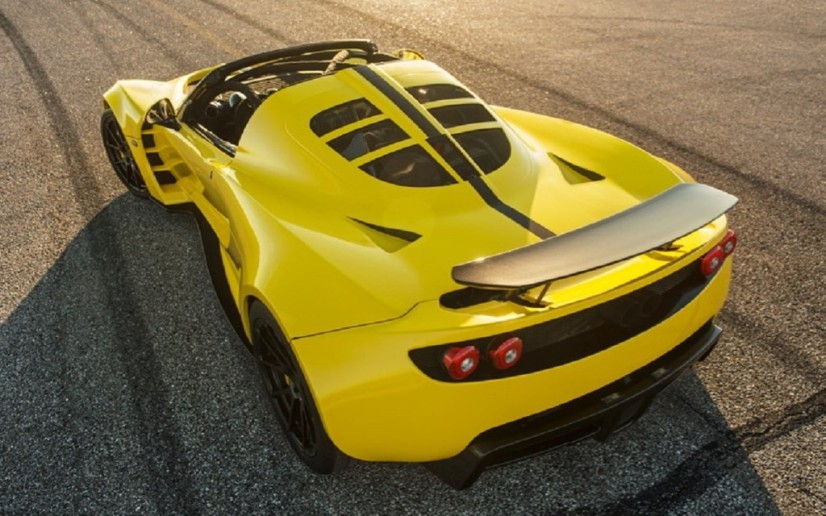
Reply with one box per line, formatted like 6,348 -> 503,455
452,183 -> 738,290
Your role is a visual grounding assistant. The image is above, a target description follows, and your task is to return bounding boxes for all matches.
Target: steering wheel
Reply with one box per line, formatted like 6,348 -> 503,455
228,82 -> 262,111
185,80 -> 263,128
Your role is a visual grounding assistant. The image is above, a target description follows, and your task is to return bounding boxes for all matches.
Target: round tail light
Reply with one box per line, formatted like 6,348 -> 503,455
490,337 -> 523,370
701,245 -> 725,276
721,229 -> 737,256
701,228 -> 736,276
442,346 -> 480,380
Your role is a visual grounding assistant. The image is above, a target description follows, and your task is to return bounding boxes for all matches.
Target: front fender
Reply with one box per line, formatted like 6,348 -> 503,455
103,80 -> 176,138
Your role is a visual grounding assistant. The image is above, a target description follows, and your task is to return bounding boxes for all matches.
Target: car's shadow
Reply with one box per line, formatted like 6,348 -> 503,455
0,195 -> 777,514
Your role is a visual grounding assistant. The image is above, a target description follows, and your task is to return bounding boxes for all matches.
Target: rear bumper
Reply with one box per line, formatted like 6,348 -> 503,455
292,258 -> 731,463
425,320 -> 722,489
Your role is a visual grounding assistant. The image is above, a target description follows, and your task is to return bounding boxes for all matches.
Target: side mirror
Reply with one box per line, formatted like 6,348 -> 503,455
145,98 -> 181,131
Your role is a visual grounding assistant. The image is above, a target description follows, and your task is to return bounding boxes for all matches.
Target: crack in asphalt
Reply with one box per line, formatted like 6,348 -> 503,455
568,388 -> 823,514
792,482 -> 826,507
735,388 -> 825,454
0,8 -> 198,513
568,439 -> 758,516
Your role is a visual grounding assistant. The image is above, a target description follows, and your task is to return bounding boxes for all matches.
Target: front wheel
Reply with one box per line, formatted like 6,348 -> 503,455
250,301 -> 347,473
101,109 -> 148,198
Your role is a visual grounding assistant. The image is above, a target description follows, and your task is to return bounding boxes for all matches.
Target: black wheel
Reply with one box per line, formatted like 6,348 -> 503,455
101,109 -> 148,198
250,301 -> 346,473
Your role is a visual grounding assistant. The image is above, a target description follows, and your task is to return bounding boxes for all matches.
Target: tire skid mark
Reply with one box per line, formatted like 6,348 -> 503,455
0,10 -> 197,513
64,0 -> 120,72
574,389 -> 824,515
575,440 -> 766,516
719,305 -> 824,387
142,0 -> 245,56
0,12 -> 102,222
311,0 -> 825,219
194,0 -> 297,46
89,0 -> 191,70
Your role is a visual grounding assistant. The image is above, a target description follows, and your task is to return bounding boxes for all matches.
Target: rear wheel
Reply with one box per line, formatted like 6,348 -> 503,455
101,109 -> 148,198
250,301 -> 346,473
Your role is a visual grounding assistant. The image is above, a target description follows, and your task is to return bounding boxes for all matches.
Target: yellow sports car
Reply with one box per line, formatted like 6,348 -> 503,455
101,40 -> 738,488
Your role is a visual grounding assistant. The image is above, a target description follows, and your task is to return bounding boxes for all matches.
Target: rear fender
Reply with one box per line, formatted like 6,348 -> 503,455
224,183 -> 407,341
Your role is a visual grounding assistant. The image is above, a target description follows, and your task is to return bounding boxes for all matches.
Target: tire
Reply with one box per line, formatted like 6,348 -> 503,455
100,109 -> 148,198
249,301 -> 347,473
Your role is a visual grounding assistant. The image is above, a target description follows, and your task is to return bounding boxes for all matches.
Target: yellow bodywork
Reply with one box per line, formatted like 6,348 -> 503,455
103,56 -> 732,462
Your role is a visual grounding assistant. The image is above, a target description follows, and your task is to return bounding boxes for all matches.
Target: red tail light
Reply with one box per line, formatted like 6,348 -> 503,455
721,229 -> 737,256
701,245 -> 725,276
490,337 -> 523,370
701,229 -> 736,276
442,346 -> 480,380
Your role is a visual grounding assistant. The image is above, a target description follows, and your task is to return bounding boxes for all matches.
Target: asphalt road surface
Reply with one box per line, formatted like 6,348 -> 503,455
1,0 -> 823,514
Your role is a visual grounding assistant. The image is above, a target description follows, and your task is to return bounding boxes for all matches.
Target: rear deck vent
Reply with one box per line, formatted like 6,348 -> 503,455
552,154 -> 605,184
351,218 -> 421,252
